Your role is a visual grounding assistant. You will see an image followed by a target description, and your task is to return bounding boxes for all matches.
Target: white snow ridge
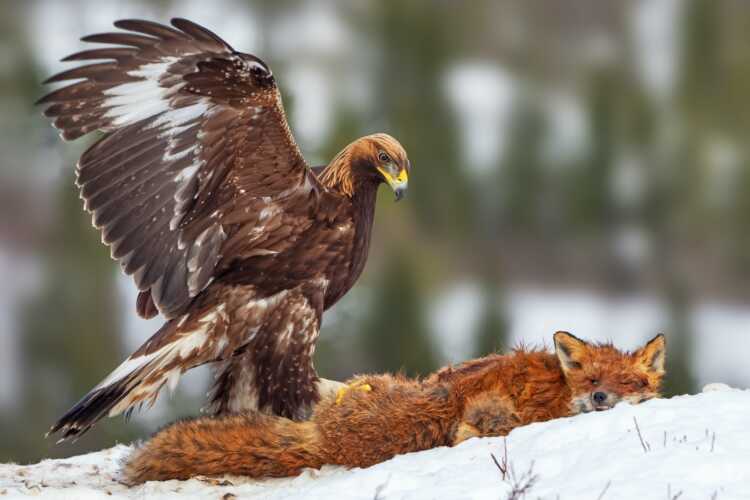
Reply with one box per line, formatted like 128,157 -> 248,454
1,388 -> 749,499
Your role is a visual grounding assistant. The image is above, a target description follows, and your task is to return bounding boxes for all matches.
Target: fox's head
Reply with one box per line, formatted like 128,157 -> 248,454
553,331 -> 666,414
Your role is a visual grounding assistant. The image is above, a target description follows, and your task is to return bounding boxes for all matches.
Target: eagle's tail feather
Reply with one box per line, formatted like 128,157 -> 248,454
47,365 -> 152,441
48,310 -> 223,442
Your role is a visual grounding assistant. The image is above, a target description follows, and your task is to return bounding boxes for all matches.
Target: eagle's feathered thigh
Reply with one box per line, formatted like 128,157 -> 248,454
39,18 -> 410,441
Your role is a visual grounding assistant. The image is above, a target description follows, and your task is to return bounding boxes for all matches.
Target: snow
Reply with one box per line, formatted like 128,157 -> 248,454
2,387 -> 749,499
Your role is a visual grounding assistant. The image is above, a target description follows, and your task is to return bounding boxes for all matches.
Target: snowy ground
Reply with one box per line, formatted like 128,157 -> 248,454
1,386 -> 748,500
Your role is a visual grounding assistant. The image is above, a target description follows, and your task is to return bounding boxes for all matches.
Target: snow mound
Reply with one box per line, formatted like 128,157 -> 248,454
1,389 -> 749,499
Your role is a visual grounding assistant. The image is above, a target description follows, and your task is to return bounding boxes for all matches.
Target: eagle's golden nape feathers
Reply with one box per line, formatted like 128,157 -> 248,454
318,147 -> 355,197
38,18 -> 411,441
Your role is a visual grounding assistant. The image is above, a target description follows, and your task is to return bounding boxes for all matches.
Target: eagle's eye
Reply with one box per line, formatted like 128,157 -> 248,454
378,152 -> 391,163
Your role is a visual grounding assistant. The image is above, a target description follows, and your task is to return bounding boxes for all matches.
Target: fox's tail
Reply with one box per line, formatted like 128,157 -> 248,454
123,413 -> 325,483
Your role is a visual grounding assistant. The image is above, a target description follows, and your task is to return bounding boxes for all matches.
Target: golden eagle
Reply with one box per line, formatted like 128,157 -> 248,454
38,18 -> 410,441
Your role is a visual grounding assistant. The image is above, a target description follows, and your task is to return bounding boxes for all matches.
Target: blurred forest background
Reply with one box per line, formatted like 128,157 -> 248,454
2,0 -> 750,463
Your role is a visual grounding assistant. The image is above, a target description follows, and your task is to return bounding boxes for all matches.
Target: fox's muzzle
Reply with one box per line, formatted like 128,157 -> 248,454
590,391 -> 618,411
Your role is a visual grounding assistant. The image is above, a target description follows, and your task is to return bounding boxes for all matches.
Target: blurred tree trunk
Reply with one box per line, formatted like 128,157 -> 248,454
370,0 -> 473,238
357,248 -> 439,377
473,282 -> 509,357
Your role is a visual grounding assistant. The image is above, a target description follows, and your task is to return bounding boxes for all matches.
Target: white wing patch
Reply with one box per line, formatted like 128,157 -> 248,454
172,159 -> 200,180
186,225 -> 226,296
102,56 -> 215,242
103,58 -> 181,126
152,100 -> 210,130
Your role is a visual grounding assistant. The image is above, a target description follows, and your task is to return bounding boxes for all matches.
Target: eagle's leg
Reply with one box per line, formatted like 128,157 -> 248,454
205,351 -> 260,416
206,357 -> 346,418
334,379 -> 373,405
317,378 -> 347,402
206,285 -> 329,420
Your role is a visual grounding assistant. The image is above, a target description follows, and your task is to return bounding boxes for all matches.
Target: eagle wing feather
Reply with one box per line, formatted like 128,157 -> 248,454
38,18 -> 323,319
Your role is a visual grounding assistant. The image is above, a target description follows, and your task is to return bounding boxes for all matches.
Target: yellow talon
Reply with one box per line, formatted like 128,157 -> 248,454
335,382 -> 372,404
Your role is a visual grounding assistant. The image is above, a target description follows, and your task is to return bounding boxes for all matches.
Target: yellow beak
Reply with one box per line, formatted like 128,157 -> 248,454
377,167 -> 408,201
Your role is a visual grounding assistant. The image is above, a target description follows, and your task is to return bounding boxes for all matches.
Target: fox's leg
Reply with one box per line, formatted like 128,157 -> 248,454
453,395 -> 521,444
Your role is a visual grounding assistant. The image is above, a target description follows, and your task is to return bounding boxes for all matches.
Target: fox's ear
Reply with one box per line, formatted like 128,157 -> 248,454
553,331 -> 589,373
634,334 -> 666,375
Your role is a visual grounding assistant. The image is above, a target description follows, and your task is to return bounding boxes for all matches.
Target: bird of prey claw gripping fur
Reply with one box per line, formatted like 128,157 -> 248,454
37,18 -> 411,441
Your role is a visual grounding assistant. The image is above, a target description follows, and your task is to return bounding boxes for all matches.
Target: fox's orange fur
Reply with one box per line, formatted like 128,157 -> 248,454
123,332 -> 665,483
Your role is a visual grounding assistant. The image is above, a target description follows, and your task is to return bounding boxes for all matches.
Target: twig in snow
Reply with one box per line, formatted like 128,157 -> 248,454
490,441 -> 538,500
710,432 -> 716,452
633,417 -> 650,453
596,480 -> 612,500
504,461 -> 538,500
667,483 -> 683,500
373,474 -> 391,500
490,438 -> 509,480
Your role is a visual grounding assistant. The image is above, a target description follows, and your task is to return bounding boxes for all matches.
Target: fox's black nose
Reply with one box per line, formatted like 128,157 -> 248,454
592,391 -> 607,404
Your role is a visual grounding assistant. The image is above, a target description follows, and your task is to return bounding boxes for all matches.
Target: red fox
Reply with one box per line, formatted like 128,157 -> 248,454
123,332 -> 665,483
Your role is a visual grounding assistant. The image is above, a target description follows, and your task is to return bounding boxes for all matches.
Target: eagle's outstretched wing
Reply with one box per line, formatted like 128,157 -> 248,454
38,18 -> 321,319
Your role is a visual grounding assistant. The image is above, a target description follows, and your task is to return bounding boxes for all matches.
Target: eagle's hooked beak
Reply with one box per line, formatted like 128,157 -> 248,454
377,166 -> 408,201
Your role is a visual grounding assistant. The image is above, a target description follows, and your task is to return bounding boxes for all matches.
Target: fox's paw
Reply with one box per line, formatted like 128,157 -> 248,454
335,380 -> 372,404
458,395 -> 520,441
454,422 -> 481,444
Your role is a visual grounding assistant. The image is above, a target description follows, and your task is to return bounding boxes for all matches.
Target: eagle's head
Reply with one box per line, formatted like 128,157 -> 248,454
359,133 -> 410,201
324,133 -> 410,200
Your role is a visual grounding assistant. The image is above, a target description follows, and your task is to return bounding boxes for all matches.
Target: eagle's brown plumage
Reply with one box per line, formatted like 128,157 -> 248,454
38,18 -> 410,440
